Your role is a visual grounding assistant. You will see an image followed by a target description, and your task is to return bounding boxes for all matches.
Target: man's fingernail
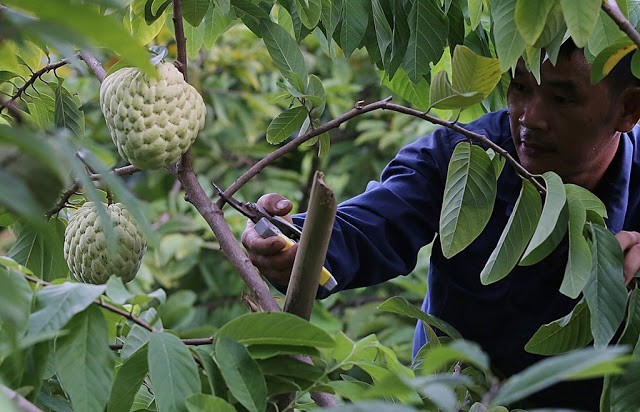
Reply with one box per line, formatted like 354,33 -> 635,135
276,200 -> 290,210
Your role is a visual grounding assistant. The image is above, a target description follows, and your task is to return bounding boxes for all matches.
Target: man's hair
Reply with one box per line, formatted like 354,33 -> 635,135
559,39 -> 640,92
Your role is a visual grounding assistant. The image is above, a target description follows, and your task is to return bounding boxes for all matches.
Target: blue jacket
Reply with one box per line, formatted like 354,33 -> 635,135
294,109 -> 640,409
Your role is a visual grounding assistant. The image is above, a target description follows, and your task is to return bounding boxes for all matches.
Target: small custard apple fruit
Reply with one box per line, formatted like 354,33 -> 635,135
99,62 -> 206,169
64,202 -> 147,284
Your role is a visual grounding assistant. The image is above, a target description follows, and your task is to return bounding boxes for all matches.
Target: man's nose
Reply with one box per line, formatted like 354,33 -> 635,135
519,95 -> 549,131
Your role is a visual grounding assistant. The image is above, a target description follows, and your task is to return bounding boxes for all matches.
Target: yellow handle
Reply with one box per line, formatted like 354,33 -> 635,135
276,233 -> 337,290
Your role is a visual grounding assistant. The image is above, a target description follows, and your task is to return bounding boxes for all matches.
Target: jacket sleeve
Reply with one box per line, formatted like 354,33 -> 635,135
293,127 -> 460,298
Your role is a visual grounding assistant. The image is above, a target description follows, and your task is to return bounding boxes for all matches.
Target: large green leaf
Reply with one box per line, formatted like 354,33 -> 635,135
214,337 -> 267,412
107,346 -> 149,412
295,0 -> 322,29
560,184 -> 607,298
186,394 -> 236,412
587,9 -> 627,57
216,311 -> 335,347
377,296 -> 462,339
439,142 -> 497,258
183,0 -> 211,27
492,0 -> 527,72
584,224 -> 628,348
480,179 -> 541,285
525,298 -> 592,355
7,218 -> 68,281
27,282 -> 106,337
381,68 -> 430,111
339,0 -> 368,57
0,265 -> 33,351
419,340 -> 490,375
519,172 -> 567,265
371,0 -> 393,66
490,346 -> 629,407
2,0 -> 153,75
148,332 -> 200,412
430,45 -> 501,110
514,0 -> 556,45
590,39 -> 637,84
402,0 -> 448,83
54,305 -> 116,412
266,106 -> 308,144
560,0 -> 601,48
260,19 -> 308,93
203,1 -> 235,49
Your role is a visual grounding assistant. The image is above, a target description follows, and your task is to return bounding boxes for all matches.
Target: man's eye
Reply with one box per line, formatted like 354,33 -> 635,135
510,81 -> 527,93
553,95 -> 573,105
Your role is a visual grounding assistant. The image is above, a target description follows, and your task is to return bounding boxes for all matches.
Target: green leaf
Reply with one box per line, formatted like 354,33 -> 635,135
480,179 -> 541,284
52,79 -> 84,137
371,0 -> 393,65
214,337 -> 267,412
145,0 -> 172,24
419,340 -> 490,376
107,346 -> 149,412
261,19 -> 308,93
590,39 -> 637,84
514,0 -> 556,45
266,106 -> 308,144
377,296 -> 462,339
525,298 -> 592,355
27,282 -> 106,338
584,223 -> 628,348
492,0 -> 527,72
295,0 -> 322,29
184,17 -> 206,59
560,184 -> 606,298
0,172 -> 46,229
619,289 -> 640,346
183,0 -> 211,27
186,394 -> 236,412
216,311 -> 335,347
7,218 -> 69,280
148,332 -> 200,412
520,172 -> 567,265
340,0 -> 369,57
0,265 -> 33,349
381,68 -> 430,111
439,142 -> 497,258
468,0 -> 483,30
560,0 -> 601,48
54,305 -> 116,412
402,0 -> 448,83
203,2 -> 234,49
3,0 -> 154,75
490,346 -> 628,407
430,45 -> 502,110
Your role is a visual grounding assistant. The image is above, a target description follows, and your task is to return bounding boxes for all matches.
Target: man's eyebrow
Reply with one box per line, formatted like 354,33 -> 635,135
513,67 -> 579,93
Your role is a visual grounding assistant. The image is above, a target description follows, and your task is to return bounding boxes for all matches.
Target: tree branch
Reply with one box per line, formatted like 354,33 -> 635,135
78,50 -> 106,82
172,0 -> 188,80
602,0 -> 640,49
0,385 -> 44,412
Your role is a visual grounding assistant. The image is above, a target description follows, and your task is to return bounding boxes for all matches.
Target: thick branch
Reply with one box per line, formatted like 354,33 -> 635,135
284,172 -> 336,320
0,385 -> 44,412
602,0 -> 640,49
78,50 -> 106,82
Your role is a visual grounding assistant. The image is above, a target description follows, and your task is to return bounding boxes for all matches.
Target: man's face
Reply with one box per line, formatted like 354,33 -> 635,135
507,50 -> 622,188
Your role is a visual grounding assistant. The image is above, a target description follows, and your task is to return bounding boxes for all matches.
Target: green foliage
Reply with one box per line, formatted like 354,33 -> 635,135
1,0 -> 640,411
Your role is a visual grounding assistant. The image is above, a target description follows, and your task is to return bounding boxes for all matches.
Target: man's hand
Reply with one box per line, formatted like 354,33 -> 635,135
241,193 -> 297,286
615,230 -> 640,285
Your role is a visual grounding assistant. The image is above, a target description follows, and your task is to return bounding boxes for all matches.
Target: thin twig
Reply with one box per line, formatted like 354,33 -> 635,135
0,385 -> 44,412
0,59 -> 69,115
78,50 -> 106,83
109,336 -> 214,350
172,0 -> 188,80
0,96 -> 23,122
602,0 -> 640,49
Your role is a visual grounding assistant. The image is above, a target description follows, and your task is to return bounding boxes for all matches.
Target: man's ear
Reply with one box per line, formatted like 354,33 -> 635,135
616,86 -> 640,132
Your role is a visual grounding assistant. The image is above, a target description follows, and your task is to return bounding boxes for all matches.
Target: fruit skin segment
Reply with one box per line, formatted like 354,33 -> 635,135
64,202 -> 147,284
99,62 -> 206,169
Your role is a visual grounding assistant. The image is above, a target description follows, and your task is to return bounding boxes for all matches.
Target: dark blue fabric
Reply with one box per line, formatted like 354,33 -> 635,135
293,109 -> 639,409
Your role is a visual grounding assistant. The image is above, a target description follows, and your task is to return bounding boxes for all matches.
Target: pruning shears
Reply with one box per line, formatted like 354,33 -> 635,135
212,182 -> 337,291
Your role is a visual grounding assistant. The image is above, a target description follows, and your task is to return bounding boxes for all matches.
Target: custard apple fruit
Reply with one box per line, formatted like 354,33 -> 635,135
64,202 -> 147,284
99,62 -> 206,169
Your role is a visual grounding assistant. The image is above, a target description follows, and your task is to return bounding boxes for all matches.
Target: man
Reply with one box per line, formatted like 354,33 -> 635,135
242,41 -> 640,409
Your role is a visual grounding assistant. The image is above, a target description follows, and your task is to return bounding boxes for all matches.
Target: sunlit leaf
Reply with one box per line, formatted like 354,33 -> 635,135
492,0 -> 527,71
560,0 -> 601,48
439,142 -> 497,258
590,39 -> 637,84
515,0 -> 555,45
186,394 -> 236,412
